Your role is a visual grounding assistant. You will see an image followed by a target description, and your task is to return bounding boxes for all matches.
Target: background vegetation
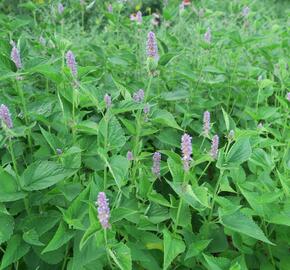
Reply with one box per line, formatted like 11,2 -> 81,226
0,0 -> 289,269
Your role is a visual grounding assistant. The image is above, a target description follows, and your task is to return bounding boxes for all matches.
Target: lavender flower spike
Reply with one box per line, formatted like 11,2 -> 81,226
242,6 -> 250,17
203,111 -> 210,136
136,11 -> 142,24
127,151 -> 133,161
181,133 -> 192,171
152,152 -> 161,176
108,4 -> 113,13
66,50 -> 77,77
0,104 -> 13,129
11,43 -> 22,70
96,192 -> 110,229
58,3 -> 64,14
210,135 -> 219,159
104,94 -> 112,109
286,92 -> 290,102
146,31 -> 159,60
204,27 -> 211,43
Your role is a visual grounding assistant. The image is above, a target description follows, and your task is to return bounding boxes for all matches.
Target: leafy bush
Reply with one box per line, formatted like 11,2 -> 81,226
0,0 -> 289,269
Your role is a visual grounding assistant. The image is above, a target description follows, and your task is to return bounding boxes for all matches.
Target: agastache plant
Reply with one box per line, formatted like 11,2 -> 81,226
10,42 -> 22,70
96,192 -> 110,229
203,111 -> 210,136
181,133 -> 192,171
286,92 -> 290,102
146,31 -> 159,60
242,6 -> 250,17
210,135 -> 219,159
152,152 -> 161,177
0,104 -> 13,129
66,50 -> 77,77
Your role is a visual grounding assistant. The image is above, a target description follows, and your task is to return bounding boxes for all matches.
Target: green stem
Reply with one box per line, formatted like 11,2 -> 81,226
104,230 -> 113,269
103,112 -> 109,190
197,161 -> 211,183
15,80 -> 33,152
262,221 -> 276,268
208,169 -> 224,223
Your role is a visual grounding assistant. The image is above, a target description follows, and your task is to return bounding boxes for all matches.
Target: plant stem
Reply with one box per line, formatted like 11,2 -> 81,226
15,80 -> 33,153
103,112 -> 109,190
208,169 -> 224,223
104,229 -> 113,269
197,161 -> 211,183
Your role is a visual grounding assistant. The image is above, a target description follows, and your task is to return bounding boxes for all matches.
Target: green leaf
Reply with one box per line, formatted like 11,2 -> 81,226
20,161 -> 74,191
167,181 -> 208,211
1,235 -> 30,269
221,107 -> 230,131
42,222 -> 75,254
163,229 -> 185,270
108,155 -> 130,188
108,243 -> 132,270
152,109 -> 182,130
226,138 -> 252,166
0,213 -> 14,245
203,254 -> 231,270
185,239 -> 212,259
23,229 -> 44,246
99,115 -> 126,151
0,169 -> 26,202
219,210 -> 274,245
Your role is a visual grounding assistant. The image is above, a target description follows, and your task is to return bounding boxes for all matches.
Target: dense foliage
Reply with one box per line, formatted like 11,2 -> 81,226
0,0 -> 289,269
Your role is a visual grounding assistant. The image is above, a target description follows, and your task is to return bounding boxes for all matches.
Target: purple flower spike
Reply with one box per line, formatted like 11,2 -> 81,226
181,133 -> 192,171
96,192 -> 110,229
11,43 -> 22,70
133,89 -> 145,103
242,6 -> 250,17
104,94 -> 112,109
58,3 -> 64,14
203,111 -> 210,136
204,27 -> 211,43
127,151 -> 133,161
210,135 -> 219,160
146,31 -> 159,60
66,50 -> 77,77
286,92 -> 290,102
152,152 -> 161,177
0,104 -> 13,129
108,4 -> 113,13
136,11 -> 142,24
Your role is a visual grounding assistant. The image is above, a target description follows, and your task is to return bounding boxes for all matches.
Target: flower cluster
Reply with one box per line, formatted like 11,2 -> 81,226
204,27 -> 211,43
152,152 -> 161,176
66,50 -> 77,77
127,151 -> 133,161
58,3 -> 64,14
181,133 -> 192,171
11,42 -> 22,70
203,111 -> 210,136
104,94 -> 112,109
0,104 -> 13,129
133,89 -> 144,103
96,192 -> 110,229
130,11 -> 142,24
210,135 -> 219,159
146,31 -> 159,60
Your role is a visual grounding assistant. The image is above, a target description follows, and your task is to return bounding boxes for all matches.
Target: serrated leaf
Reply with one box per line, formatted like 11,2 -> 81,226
0,213 -> 14,245
219,210 -> 274,245
20,161 -> 75,191
1,235 -> 30,269
42,222 -> 74,254
152,109 -> 182,130
108,243 -> 132,270
0,169 -> 26,202
226,138 -> 252,166
163,229 -> 185,270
